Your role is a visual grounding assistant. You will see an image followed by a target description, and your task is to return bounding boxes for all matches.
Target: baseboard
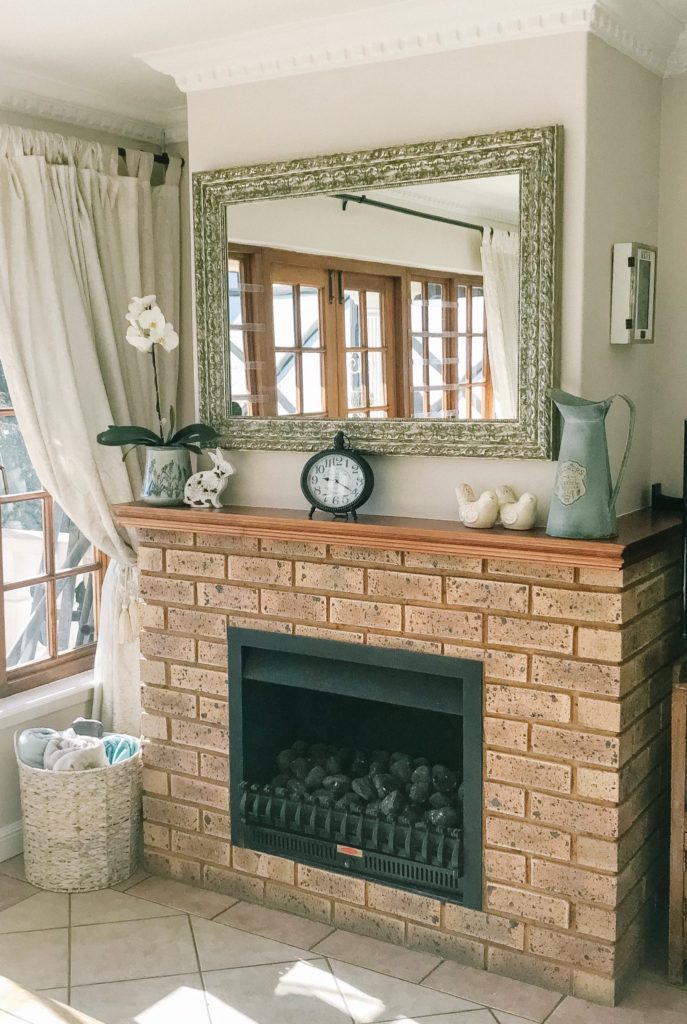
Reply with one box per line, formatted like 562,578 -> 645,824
0,821 -> 22,862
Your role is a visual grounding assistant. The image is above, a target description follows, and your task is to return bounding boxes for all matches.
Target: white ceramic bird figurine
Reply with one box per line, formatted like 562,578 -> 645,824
499,491 -> 538,531
456,483 -> 500,529
496,486 -> 517,508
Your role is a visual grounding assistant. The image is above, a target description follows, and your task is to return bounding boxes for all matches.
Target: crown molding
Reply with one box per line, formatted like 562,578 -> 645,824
138,0 -> 687,91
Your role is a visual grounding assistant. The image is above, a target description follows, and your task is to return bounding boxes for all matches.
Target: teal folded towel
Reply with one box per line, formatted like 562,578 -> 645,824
103,735 -> 140,764
17,728 -> 57,768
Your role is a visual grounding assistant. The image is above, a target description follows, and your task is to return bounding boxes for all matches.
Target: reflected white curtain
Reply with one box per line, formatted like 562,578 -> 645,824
480,229 -> 519,419
0,126 -> 181,732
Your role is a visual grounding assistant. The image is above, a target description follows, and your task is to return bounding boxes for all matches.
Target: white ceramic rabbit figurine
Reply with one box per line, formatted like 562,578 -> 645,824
496,486 -> 538,530
184,448 -> 235,509
456,483 -> 500,529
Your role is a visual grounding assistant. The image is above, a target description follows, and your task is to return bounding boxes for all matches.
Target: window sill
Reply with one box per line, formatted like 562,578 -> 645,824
0,670 -> 95,732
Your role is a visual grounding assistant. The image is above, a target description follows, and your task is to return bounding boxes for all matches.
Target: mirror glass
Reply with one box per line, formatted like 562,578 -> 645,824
225,174 -> 520,423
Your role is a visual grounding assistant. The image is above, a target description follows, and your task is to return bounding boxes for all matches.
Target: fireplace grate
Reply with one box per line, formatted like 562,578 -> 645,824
240,783 -> 464,898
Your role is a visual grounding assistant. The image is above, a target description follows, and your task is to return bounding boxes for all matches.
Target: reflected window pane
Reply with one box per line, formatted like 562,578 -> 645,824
1,499 -> 44,584
458,339 -> 468,384
228,261 -> 244,326
272,284 -> 295,347
344,291 -> 361,347
427,283 -> 443,335
413,390 -> 424,416
229,330 -> 249,396
429,390 -> 444,418
56,572 -> 96,654
301,352 -> 324,414
369,409 -> 387,419
5,582 -> 48,668
410,282 -> 423,333
300,287 -> 321,348
472,386 -> 485,420
458,286 -> 467,333
472,336 -> 485,382
0,362 -> 10,408
0,416 -> 41,494
428,337 -> 443,387
54,506 -> 94,572
366,292 -> 382,347
276,353 -> 297,415
472,287 -> 485,333
411,336 -> 425,386
367,352 -> 385,408
346,351 -> 364,409
458,388 -> 469,419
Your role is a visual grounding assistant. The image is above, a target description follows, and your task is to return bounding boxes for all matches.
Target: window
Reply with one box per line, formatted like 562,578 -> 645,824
0,362 -> 104,696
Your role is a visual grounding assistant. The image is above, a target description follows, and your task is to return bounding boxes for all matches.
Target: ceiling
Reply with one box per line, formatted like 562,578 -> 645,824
2,0 -> 687,145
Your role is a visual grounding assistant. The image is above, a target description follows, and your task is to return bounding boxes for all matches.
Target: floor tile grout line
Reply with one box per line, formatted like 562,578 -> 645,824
67,893 -> 72,1006
208,897 -> 240,920
541,994 -> 565,1023
417,959 -> 447,986
69,910 -> 188,929
186,914 -> 213,1024
321,954 -> 357,1024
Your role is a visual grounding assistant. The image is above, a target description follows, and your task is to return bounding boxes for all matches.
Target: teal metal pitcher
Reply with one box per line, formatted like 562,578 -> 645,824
546,390 -> 636,539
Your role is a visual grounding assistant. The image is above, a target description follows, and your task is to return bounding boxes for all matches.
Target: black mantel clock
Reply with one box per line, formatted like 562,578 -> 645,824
300,432 -> 374,521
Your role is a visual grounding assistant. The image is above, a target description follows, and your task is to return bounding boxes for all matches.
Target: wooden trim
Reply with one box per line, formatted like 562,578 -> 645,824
4,648 -> 96,698
669,678 -> 687,984
114,503 -> 681,571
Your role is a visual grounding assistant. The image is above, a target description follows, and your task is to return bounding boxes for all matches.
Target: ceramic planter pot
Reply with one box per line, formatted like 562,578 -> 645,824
140,446 -> 191,506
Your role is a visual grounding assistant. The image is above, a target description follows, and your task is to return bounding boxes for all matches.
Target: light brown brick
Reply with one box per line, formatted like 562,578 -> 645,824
571,970 -> 617,1005
171,720 -> 228,753
577,767 -> 620,803
140,659 -> 166,685
532,587 -> 623,624
487,946 -> 571,993
139,529 -> 193,546
406,924 -> 485,967
144,742 -> 198,775
198,582 -> 258,613
575,904 -> 616,941
261,589 -> 327,621
171,775 -> 228,810
202,810 -> 230,839
168,607 -> 227,639
576,697 -> 622,732
484,782 -> 526,817
446,578 -> 528,613
485,818 -> 571,860
296,561 -> 364,593
334,903 -> 404,943
295,624 -> 364,643
531,725 -> 620,767
142,686 -> 196,720
444,903 -> 524,949
196,535 -> 259,554
138,546 -> 163,572
488,616 -> 573,654
367,882 -> 441,926
143,767 -> 168,796
232,848 -> 295,884
483,718 -> 529,751
197,640 -> 227,667
577,567 -> 624,587
298,865 -> 365,903
143,822 -> 169,850
367,633 -> 441,654
488,559 -> 574,582
199,753 -> 228,783
172,831 -> 231,866
486,884 -> 570,928
228,555 -> 292,586
530,860 -> 616,904
486,684 -> 571,723
486,751 -> 572,794
264,881 -> 332,924
329,544 -> 401,565
576,836 -> 618,872
171,664 -> 227,696
528,927 -> 614,975
484,849 -> 527,885
145,851 -> 200,885
368,570 -> 442,602
140,631 -> 195,662
576,628 -> 623,663
167,549 -> 225,579
260,539 -> 326,558
143,796 -> 199,831
404,552 -> 483,572
141,712 -> 168,740
330,597 -> 401,630
530,656 -> 624,697
444,645 -> 529,683
204,865 -> 264,902
406,606 -> 482,641
199,696 -> 228,726
531,793 -> 619,839
226,615 -> 292,635
140,604 -> 165,629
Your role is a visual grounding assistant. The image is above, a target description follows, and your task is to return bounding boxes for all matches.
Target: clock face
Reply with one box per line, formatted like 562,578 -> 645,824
304,452 -> 367,511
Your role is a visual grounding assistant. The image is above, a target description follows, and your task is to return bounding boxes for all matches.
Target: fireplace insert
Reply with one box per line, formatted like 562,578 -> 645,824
228,627 -> 483,908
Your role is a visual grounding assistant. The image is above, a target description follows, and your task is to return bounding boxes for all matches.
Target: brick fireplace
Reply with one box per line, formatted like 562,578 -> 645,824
116,503 -> 683,1006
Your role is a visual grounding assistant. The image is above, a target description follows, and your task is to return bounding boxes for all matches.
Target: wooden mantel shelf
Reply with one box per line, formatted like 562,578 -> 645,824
113,503 -> 681,571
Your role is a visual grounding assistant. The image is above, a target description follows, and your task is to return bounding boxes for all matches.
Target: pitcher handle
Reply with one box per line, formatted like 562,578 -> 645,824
609,394 -> 636,509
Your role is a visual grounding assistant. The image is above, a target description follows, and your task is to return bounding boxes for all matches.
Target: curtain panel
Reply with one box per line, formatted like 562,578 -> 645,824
480,228 -> 520,420
0,125 -> 181,731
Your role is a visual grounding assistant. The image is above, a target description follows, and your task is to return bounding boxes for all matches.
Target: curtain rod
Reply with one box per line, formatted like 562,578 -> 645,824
332,192 -> 484,234
117,147 -> 185,168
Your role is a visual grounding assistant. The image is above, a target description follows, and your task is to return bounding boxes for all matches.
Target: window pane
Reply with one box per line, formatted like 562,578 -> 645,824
272,284 -> 295,347
301,352 -> 324,414
1,499 -> 45,584
5,582 -> 48,669
428,390 -> 444,418
367,352 -> 385,408
458,387 -> 469,419
411,336 -> 425,386
472,287 -> 485,333
457,286 -> 467,333
344,291 -> 361,348
0,416 -> 41,494
228,261 -> 244,326
410,283 -> 423,333
346,351 -> 364,409
458,339 -> 468,384
472,386 -> 485,420
276,353 -> 297,415
229,330 -> 249,396
0,362 -> 10,408
428,337 -> 443,387
369,409 -> 387,419
56,572 -> 96,654
366,292 -> 382,347
300,287 -> 321,348
54,505 -> 94,572
472,337 -> 485,382
427,283 -> 443,334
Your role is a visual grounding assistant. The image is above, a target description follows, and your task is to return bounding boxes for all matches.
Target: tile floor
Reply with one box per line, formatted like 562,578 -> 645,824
0,857 -> 685,1024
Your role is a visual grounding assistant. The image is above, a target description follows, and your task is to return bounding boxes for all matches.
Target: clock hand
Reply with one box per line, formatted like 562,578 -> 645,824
323,475 -> 353,494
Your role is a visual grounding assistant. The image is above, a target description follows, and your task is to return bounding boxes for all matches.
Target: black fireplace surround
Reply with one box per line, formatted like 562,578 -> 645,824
228,627 -> 483,909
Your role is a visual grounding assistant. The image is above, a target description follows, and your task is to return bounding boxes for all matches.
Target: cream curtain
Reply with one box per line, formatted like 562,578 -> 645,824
480,229 -> 519,419
0,126 -> 181,732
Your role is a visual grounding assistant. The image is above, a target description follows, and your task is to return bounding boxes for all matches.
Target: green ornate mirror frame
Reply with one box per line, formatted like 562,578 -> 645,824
193,124 -> 561,458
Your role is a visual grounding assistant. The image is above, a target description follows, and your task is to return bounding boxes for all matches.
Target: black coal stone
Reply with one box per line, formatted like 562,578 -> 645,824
304,766 -> 326,790
433,766 -> 458,792
322,774 -> 351,796
429,791 -> 451,809
325,755 -> 343,774
286,779 -> 307,799
276,749 -> 296,773
352,776 -> 377,802
390,751 -> 411,765
380,790 -> 405,818
413,756 -> 430,768
398,806 -> 424,825
311,788 -> 334,807
336,793 -> 364,811
372,773 -> 396,798
411,764 -> 431,784
408,781 -> 430,804
291,740 -> 309,756
271,773 -> 289,788
290,757 -> 310,780
426,807 -> 460,828
364,799 -> 381,816
390,760 -> 412,784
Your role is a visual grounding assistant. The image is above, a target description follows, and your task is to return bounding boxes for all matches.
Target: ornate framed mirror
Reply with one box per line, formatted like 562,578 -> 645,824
193,125 -> 561,458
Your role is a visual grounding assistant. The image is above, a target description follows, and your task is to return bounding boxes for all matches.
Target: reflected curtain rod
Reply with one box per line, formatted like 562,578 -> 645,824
332,192 -> 483,234
117,147 -> 185,168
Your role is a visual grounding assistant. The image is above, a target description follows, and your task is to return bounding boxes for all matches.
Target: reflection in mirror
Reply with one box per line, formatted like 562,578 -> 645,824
225,175 -> 520,422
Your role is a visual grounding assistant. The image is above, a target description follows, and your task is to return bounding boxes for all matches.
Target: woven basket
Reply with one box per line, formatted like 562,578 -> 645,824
15,734 -> 143,892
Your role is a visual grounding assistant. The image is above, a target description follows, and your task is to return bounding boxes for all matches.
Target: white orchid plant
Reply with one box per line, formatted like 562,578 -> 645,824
97,295 -> 220,456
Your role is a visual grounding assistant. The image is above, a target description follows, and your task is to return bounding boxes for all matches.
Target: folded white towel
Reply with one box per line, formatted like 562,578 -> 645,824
43,735 -> 108,772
